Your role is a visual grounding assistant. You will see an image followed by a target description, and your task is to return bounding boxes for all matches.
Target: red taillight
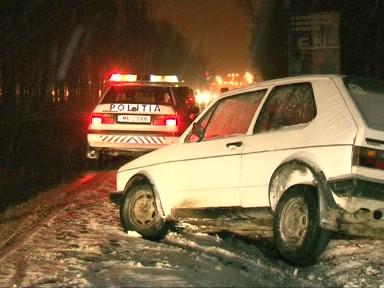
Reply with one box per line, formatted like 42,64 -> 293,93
90,113 -> 114,124
153,115 -> 177,126
91,116 -> 103,124
353,146 -> 384,170
165,118 -> 177,127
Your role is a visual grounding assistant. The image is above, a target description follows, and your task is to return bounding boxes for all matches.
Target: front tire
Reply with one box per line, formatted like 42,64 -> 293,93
120,183 -> 168,240
273,186 -> 331,265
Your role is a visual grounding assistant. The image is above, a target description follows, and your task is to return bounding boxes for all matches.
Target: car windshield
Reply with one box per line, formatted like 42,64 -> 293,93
101,85 -> 174,105
343,76 -> 384,130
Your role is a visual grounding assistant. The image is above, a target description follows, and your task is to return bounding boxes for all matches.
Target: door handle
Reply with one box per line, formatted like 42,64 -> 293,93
226,141 -> 243,149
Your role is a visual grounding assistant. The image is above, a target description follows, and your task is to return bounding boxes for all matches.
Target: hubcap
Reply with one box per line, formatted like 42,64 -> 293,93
280,198 -> 309,247
131,191 -> 156,228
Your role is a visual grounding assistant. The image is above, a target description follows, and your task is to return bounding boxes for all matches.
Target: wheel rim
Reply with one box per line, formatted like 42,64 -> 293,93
279,197 -> 309,248
130,190 -> 157,229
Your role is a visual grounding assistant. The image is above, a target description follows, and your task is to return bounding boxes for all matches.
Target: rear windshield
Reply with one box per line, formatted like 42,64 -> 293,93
343,76 -> 384,130
101,85 -> 174,105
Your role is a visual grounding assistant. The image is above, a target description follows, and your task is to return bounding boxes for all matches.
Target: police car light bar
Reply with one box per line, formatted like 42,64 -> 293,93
109,74 -> 178,83
109,74 -> 138,82
150,75 -> 179,83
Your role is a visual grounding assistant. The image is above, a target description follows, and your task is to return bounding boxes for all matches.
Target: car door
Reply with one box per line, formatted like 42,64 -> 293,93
167,90 -> 266,210
240,82 -> 318,207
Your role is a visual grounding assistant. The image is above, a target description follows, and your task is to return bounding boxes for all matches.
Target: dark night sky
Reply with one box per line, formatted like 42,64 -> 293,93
152,0 -> 253,75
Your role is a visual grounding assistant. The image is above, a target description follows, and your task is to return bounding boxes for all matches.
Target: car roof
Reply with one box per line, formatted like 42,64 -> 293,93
221,74 -> 344,97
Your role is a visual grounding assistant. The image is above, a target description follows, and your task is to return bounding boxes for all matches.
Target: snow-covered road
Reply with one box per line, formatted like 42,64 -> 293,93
0,171 -> 383,287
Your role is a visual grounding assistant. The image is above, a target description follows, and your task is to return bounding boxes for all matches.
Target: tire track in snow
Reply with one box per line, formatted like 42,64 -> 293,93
0,171 -> 114,261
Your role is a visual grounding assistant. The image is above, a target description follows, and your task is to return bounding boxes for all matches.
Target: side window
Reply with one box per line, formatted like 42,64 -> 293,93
186,90 -> 266,142
253,83 -> 316,133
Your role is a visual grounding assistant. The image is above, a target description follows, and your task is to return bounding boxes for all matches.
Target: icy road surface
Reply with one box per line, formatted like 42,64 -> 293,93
0,171 -> 383,287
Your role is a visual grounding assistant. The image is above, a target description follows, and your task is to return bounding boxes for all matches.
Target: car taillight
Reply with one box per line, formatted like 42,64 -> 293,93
90,113 -> 114,124
353,146 -> 384,170
165,118 -> 177,127
153,115 -> 177,126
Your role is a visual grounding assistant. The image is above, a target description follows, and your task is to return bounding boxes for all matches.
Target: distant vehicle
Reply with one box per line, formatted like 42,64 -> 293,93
219,87 -> 229,94
116,75 -> 384,265
174,86 -> 199,119
86,74 -> 198,167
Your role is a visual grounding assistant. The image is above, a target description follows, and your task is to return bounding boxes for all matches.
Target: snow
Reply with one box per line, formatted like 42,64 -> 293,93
0,171 -> 383,287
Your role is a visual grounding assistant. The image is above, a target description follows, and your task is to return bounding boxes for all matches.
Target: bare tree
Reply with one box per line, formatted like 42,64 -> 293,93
0,0 -> 207,119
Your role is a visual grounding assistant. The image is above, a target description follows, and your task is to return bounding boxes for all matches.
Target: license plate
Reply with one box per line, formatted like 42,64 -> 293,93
117,115 -> 151,123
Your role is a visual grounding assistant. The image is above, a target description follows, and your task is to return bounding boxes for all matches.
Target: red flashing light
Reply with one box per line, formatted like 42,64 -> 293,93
109,74 -> 137,82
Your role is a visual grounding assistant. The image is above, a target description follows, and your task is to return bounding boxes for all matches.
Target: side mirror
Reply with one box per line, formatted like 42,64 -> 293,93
192,122 -> 204,141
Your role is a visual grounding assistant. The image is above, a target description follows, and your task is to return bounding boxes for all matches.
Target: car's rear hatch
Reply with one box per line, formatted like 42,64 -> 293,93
89,84 -> 179,134
342,76 -> 384,179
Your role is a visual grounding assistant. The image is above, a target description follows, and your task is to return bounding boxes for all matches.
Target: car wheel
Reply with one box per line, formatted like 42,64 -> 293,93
273,187 -> 331,265
120,183 -> 168,240
87,158 -> 101,170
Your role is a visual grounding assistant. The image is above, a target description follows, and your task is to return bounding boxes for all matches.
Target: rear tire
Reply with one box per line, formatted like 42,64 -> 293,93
273,186 -> 331,265
120,183 -> 168,240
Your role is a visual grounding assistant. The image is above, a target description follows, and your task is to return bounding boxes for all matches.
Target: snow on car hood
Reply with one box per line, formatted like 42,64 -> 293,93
118,143 -> 177,173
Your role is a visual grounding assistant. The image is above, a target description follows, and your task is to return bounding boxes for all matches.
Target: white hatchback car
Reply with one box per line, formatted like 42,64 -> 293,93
116,75 -> 384,265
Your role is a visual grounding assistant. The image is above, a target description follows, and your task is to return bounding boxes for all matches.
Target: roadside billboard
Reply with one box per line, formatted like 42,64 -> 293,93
289,12 -> 340,75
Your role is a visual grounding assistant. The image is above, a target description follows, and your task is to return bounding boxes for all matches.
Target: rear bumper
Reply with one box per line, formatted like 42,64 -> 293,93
322,176 -> 384,238
329,176 -> 384,202
87,133 -> 178,158
338,209 -> 384,239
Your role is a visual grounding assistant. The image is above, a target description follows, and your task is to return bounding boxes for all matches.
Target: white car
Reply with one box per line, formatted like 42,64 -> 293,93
87,74 -> 198,167
116,75 -> 384,265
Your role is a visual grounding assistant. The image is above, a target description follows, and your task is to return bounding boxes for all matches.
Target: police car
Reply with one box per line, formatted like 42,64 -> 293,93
116,74 -> 384,265
87,74 -> 198,167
